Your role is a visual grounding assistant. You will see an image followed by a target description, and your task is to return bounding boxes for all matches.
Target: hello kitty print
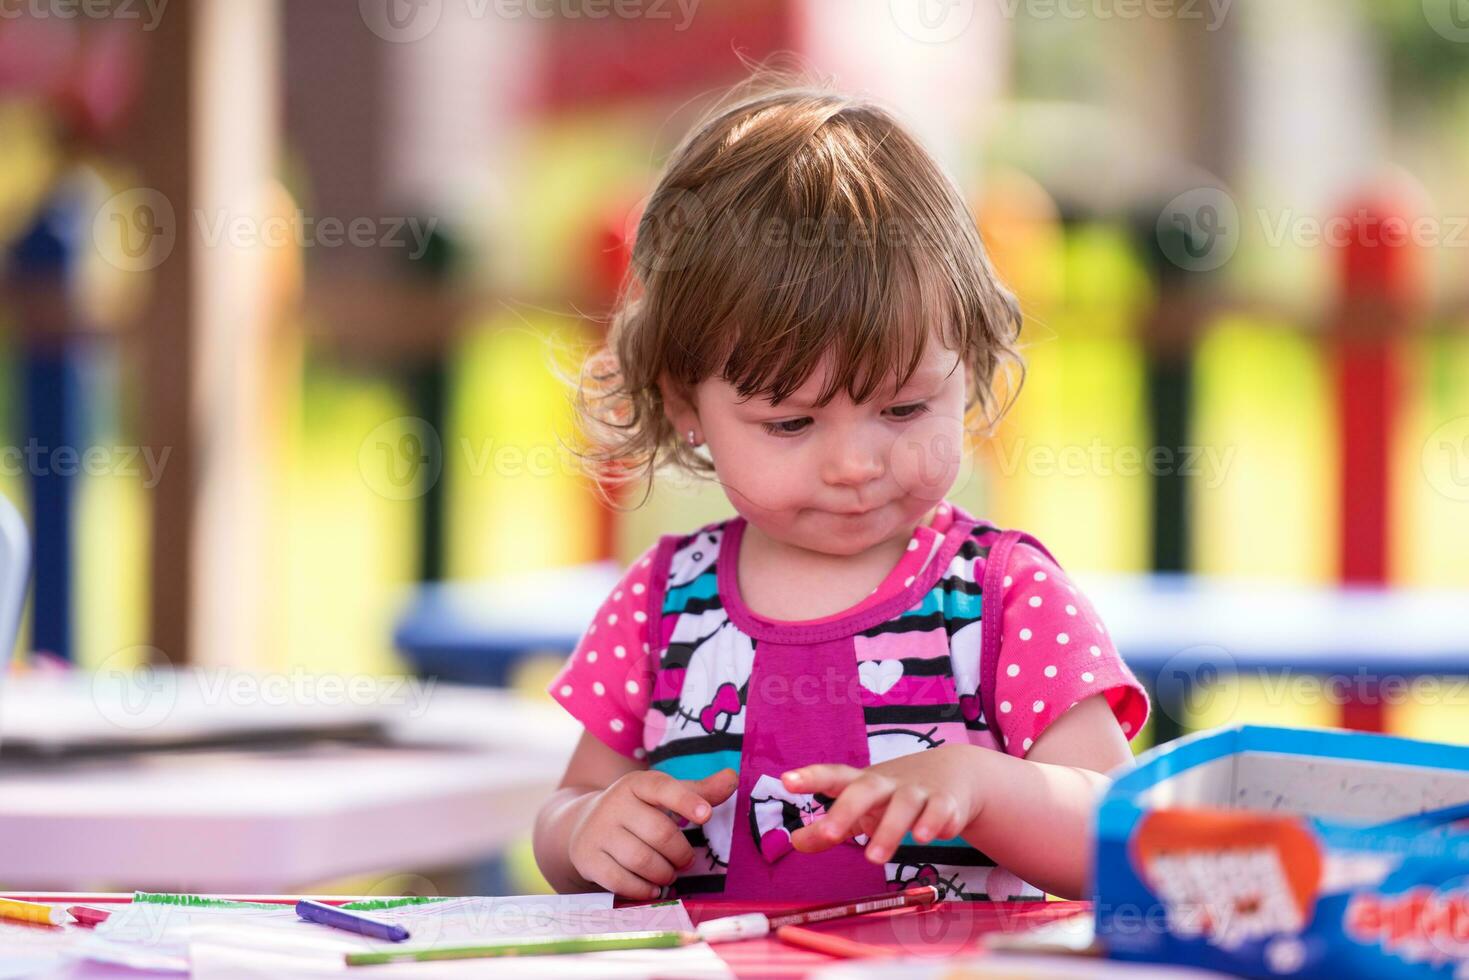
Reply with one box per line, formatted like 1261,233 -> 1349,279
549,501 -> 1149,900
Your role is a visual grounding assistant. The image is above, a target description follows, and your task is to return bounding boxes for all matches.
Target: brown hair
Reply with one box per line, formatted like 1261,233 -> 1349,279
571,72 -> 1024,507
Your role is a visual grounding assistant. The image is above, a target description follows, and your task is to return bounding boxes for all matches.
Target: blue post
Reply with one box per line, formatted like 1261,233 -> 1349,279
9,186 -> 86,662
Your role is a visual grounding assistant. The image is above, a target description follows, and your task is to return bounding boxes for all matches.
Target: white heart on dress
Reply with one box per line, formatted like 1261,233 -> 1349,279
858,659 -> 903,696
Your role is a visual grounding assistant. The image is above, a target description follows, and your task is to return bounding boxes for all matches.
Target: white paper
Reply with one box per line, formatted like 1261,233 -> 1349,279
70,894 -> 731,979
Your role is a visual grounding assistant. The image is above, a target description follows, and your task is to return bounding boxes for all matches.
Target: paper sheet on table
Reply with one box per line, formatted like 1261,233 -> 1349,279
72,895 -> 731,978
72,894 -> 610,970
188,900 -> 731,979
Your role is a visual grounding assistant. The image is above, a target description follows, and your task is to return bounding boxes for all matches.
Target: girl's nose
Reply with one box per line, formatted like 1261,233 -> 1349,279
821,433 -> 886,488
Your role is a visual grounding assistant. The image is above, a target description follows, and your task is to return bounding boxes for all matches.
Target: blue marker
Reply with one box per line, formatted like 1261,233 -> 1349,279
296,899 -> 410,942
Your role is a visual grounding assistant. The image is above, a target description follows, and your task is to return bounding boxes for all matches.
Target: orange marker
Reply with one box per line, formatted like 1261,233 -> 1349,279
775,924 -> 891,959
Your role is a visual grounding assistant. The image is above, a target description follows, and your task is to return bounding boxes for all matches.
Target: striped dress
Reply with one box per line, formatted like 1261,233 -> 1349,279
550,500 -> 1149,902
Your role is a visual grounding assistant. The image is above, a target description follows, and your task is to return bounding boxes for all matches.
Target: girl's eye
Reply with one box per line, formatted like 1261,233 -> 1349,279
761,418 -> 812,437
887,402 -> 929,420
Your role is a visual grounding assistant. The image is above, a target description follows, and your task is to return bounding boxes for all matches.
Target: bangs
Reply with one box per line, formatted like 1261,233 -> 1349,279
717,237 -> 963,408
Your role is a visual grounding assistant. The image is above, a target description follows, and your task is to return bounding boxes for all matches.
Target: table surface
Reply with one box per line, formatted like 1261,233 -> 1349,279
0,894 -> 1231,979
395,563 -> 1469,676
0,677 -> 580,892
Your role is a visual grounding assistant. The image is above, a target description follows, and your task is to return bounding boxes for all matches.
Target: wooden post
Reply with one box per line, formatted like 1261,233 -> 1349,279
131,0 -> 281,667
132,1 -> 195,667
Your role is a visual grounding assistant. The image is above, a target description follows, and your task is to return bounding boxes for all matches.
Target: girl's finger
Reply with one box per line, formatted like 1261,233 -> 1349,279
605,830 -> 679,886
629,771 -> 714,825
865,785 -> 928,863
626,805 -> 696,868
781,764 -> 861,795
793,776 -> 894,852
589,851 -> 661,900
913,795 -> 959,844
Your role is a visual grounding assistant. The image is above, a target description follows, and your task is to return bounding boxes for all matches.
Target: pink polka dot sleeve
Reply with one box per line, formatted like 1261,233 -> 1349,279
990,543 -> 1149,758
546,544 -> 659,760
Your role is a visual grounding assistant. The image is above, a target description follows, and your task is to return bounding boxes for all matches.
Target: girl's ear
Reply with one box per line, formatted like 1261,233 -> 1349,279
657,374 -> 701,441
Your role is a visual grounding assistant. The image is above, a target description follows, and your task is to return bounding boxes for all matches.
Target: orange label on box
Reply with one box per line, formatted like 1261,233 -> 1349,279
1132,810 -> 1323,951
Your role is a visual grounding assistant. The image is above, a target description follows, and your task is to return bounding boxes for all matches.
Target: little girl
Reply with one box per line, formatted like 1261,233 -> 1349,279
533,81 -> 1149,904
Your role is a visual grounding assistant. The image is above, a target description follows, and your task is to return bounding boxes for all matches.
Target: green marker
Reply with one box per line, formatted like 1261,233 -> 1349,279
344,929 -> 700,965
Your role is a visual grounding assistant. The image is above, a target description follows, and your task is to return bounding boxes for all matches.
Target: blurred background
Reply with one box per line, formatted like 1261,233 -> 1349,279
0,0 -> 1466,897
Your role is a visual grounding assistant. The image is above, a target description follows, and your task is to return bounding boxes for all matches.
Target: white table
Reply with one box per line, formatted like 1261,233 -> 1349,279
0,674 -> 579,892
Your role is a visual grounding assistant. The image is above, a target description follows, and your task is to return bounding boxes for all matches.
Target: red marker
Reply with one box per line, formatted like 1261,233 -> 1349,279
696,885 -> 940,942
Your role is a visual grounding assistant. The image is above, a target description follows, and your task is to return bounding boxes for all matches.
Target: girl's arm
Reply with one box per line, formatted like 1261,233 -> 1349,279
537,541 -> 734,897
956,692 -> 1134,898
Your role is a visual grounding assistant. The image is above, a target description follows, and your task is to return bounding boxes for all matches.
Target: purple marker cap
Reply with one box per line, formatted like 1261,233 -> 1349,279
296,899 -> 411,942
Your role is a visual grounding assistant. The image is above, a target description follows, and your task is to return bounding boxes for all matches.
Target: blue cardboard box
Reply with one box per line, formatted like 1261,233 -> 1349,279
1094,725 -> 1469,978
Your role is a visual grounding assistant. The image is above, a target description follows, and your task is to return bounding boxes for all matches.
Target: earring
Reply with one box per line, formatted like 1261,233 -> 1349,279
687,429 -> 699,447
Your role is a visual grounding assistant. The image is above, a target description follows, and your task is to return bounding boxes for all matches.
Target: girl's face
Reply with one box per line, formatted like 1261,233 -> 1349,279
665,336 -> 969,558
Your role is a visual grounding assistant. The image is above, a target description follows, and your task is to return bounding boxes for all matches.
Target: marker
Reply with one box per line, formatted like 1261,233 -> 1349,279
0,898 -> 66,926
67,906 -> 112,926
296,899 -> 410,943
775,924 -> 891,959
344,930 -> 699,965
696,885 -> 940,942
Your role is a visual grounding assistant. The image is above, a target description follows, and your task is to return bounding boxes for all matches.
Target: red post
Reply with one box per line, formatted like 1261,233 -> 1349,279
583,196 -> 641,563
1328,189 -> 1423,731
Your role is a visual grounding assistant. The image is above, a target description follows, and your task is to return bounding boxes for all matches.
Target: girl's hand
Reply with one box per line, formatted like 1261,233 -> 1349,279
568,768 -> 737,899
782,745 -> 985,865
